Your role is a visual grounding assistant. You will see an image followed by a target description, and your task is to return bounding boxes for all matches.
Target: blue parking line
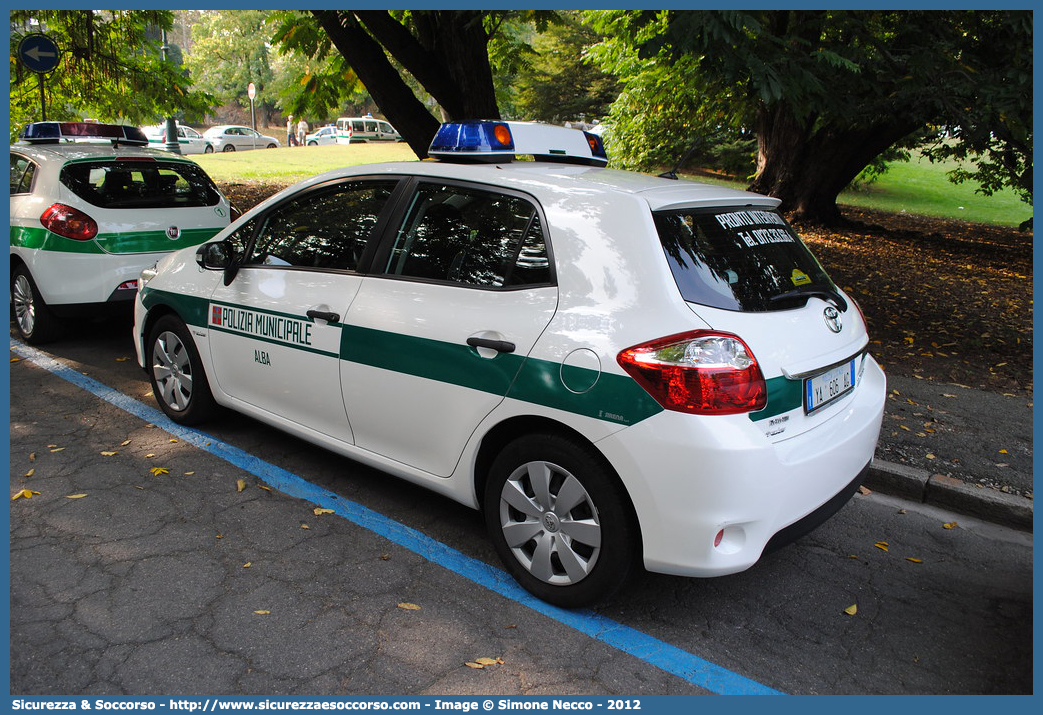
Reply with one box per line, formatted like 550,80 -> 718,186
10,338 -> 783,696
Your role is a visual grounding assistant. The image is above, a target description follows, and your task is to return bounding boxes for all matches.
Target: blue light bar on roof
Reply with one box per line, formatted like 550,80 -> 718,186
430,121 -> 515,154
429,120 -> 609,166
19,121 -> 149,146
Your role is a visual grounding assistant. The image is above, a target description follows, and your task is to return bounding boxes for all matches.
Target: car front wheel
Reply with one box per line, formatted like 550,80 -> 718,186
483,433 -> 638,608
267,143 -> 277,149
204,145 -> 214,154
11,265 -> 61,344
222,144 -> 235,152
308,141 -> 317,146
147,315 -> 217,425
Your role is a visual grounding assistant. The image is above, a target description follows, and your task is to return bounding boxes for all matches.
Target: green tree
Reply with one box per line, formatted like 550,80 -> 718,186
589,10 -> 1032,225
272,11 -> 556,158
10,10 -> 213,137
512,14 -> 620,124
184,10 -> 278,126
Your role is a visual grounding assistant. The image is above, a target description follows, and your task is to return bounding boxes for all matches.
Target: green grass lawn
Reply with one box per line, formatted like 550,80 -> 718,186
685,155 -> 1030,228
840,154 -> 1030,227
193,143 -> 418,184
194,142 -> 1029,228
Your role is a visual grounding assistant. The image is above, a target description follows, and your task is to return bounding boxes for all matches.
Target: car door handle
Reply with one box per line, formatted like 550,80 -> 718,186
306,309 -> 340,323
467,337 -> 516,354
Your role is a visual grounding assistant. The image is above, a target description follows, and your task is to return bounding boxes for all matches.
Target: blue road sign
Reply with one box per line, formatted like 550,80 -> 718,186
18,33 -> 61,74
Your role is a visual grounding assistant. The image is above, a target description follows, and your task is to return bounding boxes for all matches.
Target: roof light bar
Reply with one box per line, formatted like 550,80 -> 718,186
429,120 -> 609,166
19,122 -> 150,147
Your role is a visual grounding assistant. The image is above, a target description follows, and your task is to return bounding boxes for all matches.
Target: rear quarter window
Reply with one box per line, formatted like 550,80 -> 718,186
654,207 -> 835,312
60,160 -> 222,209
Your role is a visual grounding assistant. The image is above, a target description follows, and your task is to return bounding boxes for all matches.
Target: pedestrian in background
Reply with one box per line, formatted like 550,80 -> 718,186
297,117 -> 309,147
286,115 -> 295,147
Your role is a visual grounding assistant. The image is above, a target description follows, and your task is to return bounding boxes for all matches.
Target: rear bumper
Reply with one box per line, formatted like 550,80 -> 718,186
597,355 -> 886,577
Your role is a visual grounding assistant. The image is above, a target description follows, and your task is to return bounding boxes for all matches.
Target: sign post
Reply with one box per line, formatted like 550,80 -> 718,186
248,83 -> 257,131
17,33 -> 61,121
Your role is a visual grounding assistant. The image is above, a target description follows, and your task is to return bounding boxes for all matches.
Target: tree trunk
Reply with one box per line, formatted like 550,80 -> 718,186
749,104 -> 919,226
313,10 -> 440,158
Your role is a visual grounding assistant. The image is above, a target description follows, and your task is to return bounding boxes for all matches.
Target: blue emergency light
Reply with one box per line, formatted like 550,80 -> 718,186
429,120 -> 608,166
19,121 -> 150,147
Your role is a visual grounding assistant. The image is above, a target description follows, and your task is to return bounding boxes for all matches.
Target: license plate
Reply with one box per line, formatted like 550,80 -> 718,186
804,359 -> 857,414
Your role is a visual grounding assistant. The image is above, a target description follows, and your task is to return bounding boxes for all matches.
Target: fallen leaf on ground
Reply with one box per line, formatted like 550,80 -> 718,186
398,603 -> 421,611
150,467 -> 169,476
857,486 -> 872,495
50,447 -> 65,453
25,468 -> 34,478
313,507 -> 334,516
943,522 -> 958,529
906,557 -> 923,563
874,541 -> 889,551
465,662 -> 484,669
101,451 -> 118,456
475,657 -> 503,666
65,494 -> 87,499
243,562 -> 252,568
236,479 -> 247,493
254,610 -> 270,615
844,604 -> 858,616
11,489 -> 40,500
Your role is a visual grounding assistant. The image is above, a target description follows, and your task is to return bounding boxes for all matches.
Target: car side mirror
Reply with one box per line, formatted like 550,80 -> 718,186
196,241 -> 232,270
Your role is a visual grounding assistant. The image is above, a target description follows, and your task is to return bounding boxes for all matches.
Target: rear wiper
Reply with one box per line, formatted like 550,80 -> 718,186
769,284 -> 848,312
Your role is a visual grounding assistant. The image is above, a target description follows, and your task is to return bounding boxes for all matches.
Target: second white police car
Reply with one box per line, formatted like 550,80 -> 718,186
133,120 -> 885,607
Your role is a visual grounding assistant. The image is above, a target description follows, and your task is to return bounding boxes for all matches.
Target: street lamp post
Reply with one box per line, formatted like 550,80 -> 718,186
160,29 -> 181,155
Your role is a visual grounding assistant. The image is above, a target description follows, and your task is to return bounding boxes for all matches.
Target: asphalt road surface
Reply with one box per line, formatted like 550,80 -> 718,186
8,317 -> 1033,695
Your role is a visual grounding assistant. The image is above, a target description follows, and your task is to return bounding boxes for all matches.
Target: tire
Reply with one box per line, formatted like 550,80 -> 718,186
11,265 -> 62,344
307,141 -> 317,146
267,143 -> 277,149
222,144 -> 236,152
204,145 -> 214,154
146,315 -> 217,425
483,433 -> 638,608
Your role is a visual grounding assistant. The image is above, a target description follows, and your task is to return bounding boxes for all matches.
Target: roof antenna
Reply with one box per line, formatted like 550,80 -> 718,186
658,137 -> 703,180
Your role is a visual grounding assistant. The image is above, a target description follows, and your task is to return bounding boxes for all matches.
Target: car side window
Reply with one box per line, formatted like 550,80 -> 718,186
364,120 -> 377,133
10,155 -> 36,195
384,183 -> 551,288
248,180 -> 398,271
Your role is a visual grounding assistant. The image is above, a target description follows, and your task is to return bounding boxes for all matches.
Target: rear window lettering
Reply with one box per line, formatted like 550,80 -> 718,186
654,208 -> 833,312
59,161 -> 222,209
385,183 -> 551,289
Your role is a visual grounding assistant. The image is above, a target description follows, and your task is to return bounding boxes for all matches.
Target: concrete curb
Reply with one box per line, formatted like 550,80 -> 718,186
864,460 -> 1033,531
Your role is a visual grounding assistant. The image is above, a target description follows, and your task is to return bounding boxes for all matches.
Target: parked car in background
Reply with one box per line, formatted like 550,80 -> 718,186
142,123 -> 215,155
304,126 -> 338,146
203,125 -> 280,152
10,121 -> 233,343
132,120 -> 885,607
335,116 -> 401,143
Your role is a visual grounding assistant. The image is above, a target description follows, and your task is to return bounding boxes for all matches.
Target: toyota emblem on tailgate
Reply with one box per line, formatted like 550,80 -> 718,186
823,306 -> 843,333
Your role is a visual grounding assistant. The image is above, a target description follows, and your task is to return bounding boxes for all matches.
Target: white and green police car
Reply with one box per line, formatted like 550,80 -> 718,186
133,120 -> 885,607
10,121 -> 232,343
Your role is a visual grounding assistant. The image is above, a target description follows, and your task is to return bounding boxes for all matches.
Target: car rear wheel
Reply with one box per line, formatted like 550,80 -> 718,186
483,433 -> 638,608
11,265 -> 61,344
222,144 -> 235,152
308,141 -> 317,146
204,145 -> 214,154
147,315 -> 217,425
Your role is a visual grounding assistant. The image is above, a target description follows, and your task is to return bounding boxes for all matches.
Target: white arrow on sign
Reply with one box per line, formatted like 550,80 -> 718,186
26,46 -> 56,61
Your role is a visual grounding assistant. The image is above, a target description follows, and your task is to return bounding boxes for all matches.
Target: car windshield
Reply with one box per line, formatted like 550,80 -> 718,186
60,160 -> 223,209
653,207 -> 836,312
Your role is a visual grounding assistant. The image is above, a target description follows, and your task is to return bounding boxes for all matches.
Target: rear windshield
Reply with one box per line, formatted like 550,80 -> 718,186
60,160 -> 222,209
654,207 -> 835,312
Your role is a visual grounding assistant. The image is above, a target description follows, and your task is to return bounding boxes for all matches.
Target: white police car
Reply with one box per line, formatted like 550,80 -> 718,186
133,120 -> 885,607
10,121 -> 233,343
304,126 -> 338,146
142,123 -> 215,155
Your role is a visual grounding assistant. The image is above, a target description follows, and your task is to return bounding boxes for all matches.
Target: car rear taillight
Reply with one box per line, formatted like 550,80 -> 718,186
40,203 -> 98,241
617,331 -> 767,415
